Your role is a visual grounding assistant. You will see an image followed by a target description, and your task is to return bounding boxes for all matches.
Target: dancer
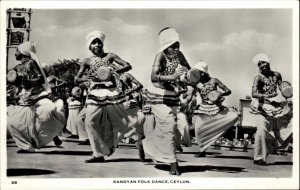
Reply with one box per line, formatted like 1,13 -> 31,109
66,86 -> 83,138
47,75 -> 68,146
143,27 -> 191,175
250,53 -> 292,165
7,41 -> 65,153
75,30 -> 131,163
192,60 -> 238,158
118,72 -> 145,160
176,86 -> 196,148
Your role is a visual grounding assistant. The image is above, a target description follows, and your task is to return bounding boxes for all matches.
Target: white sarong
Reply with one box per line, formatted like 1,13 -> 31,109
7,98 -> 65,151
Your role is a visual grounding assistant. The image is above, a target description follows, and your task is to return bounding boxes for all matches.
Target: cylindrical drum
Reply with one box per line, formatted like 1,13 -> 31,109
207,91 -> 221,103
186,68 -> 201,85
71,86 -> 82,98
95,66 -> 112,82
7,70 -> 18,83
280,81 -> 293,98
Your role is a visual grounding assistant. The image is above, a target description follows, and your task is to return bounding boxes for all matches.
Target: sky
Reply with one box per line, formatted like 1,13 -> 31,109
6,8 -> 294,107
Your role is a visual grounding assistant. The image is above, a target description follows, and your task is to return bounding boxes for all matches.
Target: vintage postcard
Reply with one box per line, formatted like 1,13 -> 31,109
0,0 -> 299,189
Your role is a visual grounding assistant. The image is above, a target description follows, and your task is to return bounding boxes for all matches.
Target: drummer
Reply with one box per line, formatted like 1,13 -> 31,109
250,53 -> 292,166
142,27 -> 191,175
7,41 -> 65,153
75,30 -> 132,163
118,72 -> 145,160
191,60 -> 238,158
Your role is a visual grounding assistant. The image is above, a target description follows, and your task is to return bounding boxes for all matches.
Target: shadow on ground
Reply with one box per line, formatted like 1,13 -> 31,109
268,161 -> 293,165
39,150 -> 92,156
6,145 -> 18,148
61,139 -> 81,143
211,155 -> 253,160
7,168 -> 56,176
177,151 -> 222,155
181,153 -> 253,160
41,145 -> 65,149
107,158 -> 145,162
116,145 -> 137,149
155,164 -> 247,174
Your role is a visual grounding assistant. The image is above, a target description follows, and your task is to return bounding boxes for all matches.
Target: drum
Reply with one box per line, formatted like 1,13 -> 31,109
186,68 -> 201,85
95,66 -> 112,81
207,91 -> 221,103
71,86 -> 82,98
280,81 -> 293,98
7,69 -> 18,83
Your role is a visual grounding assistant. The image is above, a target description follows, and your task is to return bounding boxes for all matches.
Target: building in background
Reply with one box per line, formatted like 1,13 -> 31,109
6,8 -> 32,70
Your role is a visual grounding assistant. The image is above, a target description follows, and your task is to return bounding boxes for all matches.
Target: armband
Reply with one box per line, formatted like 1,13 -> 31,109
158,74 -> 161,82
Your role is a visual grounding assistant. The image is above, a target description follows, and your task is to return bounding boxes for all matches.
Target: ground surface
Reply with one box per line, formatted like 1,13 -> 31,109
6,136 -> 293,178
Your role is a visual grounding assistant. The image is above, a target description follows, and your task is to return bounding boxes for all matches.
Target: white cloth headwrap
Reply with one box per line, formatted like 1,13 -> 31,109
194,60 -> 208,73
18,41 -> 51,93
252,53 -> 270,65
86,30 -> 106,48
159,28 -> 180,52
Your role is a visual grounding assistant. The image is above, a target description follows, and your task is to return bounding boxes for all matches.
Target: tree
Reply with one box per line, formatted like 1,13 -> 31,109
43,58 -> 81,88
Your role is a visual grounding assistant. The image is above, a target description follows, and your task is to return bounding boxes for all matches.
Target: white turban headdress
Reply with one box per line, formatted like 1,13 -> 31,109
194,60 -> 208,73
18,41 -> 36,56
252,53 -> 270,65
86,30 -> 106,48
17,41 -> 51,93
159,28 -> 180,52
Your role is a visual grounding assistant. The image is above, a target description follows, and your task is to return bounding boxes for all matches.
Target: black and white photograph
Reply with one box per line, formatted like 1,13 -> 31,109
0,1 -> 299,189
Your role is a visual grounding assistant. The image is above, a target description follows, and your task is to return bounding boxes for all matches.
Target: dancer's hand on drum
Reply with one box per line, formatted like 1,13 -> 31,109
108,67 -> 119,78
173,69 -> 185,80
78,81 -> 91,89
80,75 -> 94,82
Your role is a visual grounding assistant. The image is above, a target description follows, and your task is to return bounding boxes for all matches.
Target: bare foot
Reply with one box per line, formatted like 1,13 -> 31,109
169,162 -> 181,175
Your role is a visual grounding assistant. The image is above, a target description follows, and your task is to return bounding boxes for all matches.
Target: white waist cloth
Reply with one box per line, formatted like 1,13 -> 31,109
7,98 -> 65,151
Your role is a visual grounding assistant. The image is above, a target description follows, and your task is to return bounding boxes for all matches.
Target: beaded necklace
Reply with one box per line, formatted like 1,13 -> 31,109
87,56 -> 110,76
161,53 -> 180,75
259,73 -> 278,96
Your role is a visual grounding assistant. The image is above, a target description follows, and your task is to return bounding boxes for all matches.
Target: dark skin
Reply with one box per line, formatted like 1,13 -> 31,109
151,41 -> 190,176
75,38 -> 132,83
183,71 -> 231,110
120,73 -> 144,107
251,61 -> 282,99
151,42 -> 191,83
193,70 -> 231,158
252,62 -> 289,153
120,73 -> 143,94
14,48 -> 45,87
197,71 -> 231,96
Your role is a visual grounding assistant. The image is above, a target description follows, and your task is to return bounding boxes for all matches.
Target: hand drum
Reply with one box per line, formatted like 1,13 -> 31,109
7,70 -> 18,83
186,68 -> 201,85
280,81 -> 292,98
71,86 -> 82,98
207,91 -> 221,103
96,66 -> 112,82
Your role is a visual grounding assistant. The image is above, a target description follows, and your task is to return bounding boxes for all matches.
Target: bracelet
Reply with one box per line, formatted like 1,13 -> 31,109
158,75 -> 161,82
